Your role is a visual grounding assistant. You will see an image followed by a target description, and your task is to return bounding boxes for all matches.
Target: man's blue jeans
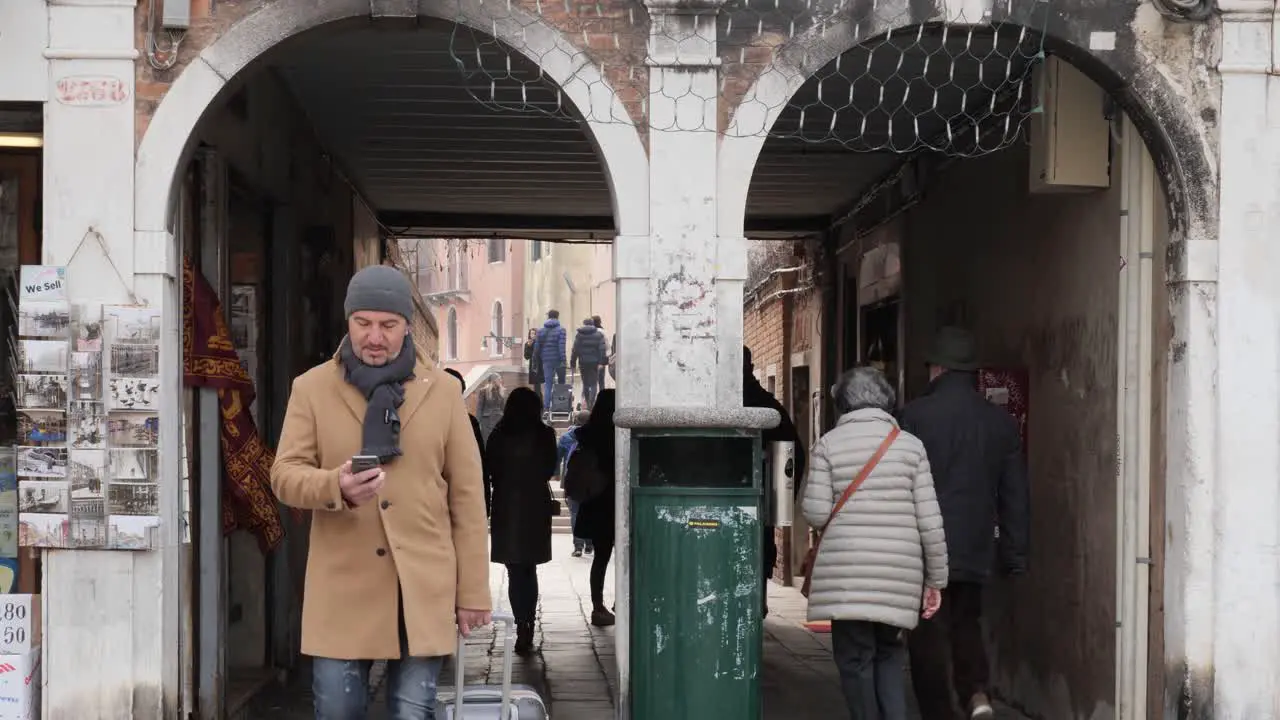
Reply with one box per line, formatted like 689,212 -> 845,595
313,612 -> 444,720
567,498 -> 593,552
580,362 -> 599,409
542,367 -> 565,409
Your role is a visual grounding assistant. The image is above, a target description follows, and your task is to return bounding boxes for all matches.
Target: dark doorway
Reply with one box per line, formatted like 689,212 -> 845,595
860,297 -> 901,405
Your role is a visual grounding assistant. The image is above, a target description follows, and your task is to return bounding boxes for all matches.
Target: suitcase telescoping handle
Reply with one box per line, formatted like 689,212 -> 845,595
454,610 -> 516,719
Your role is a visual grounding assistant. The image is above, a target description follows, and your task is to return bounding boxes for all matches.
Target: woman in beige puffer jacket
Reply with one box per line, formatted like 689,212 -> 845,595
801,366 -> 949,720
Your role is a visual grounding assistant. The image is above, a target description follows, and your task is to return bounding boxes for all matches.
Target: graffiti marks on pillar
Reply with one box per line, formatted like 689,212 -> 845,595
54,76 -> 129,107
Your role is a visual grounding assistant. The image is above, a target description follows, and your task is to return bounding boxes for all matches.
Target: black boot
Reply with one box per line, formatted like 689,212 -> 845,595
515,621 -> 535,655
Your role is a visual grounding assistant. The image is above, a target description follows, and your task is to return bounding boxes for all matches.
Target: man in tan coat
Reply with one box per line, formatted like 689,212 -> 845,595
271,264 -> 491,719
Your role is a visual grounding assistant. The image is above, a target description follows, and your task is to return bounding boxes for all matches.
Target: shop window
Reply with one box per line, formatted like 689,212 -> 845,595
487,238 -> 506,264
491,301 -> 504,356
447,307 -> 458,360
1,150 -> 43,594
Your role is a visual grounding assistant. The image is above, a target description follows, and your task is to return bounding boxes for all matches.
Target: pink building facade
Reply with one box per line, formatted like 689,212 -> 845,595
404,238 -> 527,386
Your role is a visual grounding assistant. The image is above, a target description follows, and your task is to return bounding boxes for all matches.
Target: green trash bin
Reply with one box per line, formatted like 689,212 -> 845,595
630,428 -> 763,720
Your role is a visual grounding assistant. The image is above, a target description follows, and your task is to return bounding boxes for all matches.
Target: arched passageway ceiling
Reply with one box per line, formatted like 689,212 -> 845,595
134,0 -> 652,242
747,24 -> 1040,221
723,0 -> 1218,240
270,23 -> 613,234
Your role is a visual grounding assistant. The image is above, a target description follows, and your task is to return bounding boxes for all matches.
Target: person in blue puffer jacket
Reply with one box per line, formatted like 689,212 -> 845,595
535,310 -> 568,410
557,411 -> 594,557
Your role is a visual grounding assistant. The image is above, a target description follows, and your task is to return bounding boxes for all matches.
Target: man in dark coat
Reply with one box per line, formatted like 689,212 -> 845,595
897,327 -> 1030,720
444,368 -> 491,515
743,346 -> 806,616
571,317 -> 608,409
591,315 -> 610,390
535,310 -> 568,410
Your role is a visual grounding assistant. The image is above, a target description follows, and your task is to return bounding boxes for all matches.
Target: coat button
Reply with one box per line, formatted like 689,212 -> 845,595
376,548 -> 387,557
326,502 -> 337,510
381,500 -> 390,510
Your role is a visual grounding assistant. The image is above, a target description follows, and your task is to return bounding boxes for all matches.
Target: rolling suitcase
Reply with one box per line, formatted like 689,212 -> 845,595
438,611 -> 549,719
548,372 -> 574,417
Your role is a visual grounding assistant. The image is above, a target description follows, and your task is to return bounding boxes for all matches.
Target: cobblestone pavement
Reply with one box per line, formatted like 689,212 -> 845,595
249,535 -> 1028,719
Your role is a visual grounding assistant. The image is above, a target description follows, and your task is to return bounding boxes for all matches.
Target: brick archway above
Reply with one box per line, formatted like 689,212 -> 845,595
134,0 -> 649,238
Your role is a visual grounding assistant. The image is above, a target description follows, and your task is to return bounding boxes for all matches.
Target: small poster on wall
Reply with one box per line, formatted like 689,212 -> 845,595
18,266 -> 67,302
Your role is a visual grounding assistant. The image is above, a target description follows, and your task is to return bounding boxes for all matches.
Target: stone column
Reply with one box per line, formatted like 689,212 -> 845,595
41,1 -> 177,717
611,2 -> 776,715
1207,3 -> 1280,716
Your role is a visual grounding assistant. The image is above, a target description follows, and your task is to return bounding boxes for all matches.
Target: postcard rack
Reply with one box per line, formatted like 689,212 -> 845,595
9,266 -> 161,550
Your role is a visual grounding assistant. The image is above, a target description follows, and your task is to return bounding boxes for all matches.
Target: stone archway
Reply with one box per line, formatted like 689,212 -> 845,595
135,0 -> 650,240
715,13 -> 1214,241
714,8 -> 1219,719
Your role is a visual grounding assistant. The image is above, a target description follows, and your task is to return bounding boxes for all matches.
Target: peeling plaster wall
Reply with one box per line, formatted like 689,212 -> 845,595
903,143 -> 1123,720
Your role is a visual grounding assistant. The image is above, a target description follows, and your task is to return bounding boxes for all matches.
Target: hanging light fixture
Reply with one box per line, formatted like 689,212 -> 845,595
0,133 -> 42,149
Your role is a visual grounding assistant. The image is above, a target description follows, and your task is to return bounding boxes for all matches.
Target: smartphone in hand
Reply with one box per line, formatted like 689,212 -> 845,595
351,455 -> 381,475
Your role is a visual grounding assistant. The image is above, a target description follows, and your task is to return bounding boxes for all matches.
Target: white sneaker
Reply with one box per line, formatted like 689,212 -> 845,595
970,693 -> 994,718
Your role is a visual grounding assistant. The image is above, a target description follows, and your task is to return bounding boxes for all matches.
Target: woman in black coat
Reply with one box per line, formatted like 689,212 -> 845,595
524,328 -> 544,403
570,388 -> 617,627
486,386 -> 558,653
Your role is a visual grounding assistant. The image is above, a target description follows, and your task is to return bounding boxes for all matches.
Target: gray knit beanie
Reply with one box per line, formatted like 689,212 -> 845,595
344,265 -> 415,321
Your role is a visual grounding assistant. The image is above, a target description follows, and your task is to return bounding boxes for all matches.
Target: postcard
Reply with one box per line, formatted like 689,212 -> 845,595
18,300 -> 71,338
18,480 -> 69,514
108,514 -> 159,551
16,446 -> 67,478
19,512 -> 68,548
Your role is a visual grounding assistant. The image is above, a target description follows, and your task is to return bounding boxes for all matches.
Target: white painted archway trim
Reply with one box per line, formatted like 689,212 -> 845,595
135,0 -> 649,238
716,0 -> 992,236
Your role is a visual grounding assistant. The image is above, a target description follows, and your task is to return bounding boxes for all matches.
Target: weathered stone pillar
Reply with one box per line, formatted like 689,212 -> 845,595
41,1 -> 178,718
1204,2 -> 1280,715
611,2 -> 776,716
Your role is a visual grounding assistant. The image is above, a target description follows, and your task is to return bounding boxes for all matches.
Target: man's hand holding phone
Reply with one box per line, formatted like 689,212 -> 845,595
339,457 -> 384,507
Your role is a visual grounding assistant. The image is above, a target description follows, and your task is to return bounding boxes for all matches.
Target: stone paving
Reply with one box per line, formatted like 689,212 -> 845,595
249,534 -> 1028,719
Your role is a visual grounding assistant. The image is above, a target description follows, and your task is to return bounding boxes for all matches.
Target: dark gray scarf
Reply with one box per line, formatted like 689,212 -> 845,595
339,334 -> 417,462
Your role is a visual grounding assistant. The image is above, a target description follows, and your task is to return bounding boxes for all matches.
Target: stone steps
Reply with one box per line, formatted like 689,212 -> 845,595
551,485 -> 572,534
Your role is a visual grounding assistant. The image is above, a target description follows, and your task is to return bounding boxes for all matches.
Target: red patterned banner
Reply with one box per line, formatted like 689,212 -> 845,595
977,367 -> 1030,455
182,256 -> 286,553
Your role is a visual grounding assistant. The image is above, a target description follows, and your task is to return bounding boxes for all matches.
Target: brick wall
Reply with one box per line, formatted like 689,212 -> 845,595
743,274 -> 786,400
744,269 -> 823,586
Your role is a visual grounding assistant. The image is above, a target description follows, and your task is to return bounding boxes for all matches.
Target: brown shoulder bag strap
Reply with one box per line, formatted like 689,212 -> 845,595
820,427 -> 900,532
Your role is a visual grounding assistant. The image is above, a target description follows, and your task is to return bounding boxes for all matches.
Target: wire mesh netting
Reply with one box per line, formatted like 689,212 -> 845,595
446,0 -> 1052,156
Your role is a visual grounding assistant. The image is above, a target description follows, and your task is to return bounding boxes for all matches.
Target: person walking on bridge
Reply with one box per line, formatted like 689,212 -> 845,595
571,317 -> 608,409
535,310 -> 567,411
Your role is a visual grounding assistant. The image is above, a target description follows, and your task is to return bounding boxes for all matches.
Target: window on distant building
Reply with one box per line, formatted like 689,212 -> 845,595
447,307 -> 458,360
531,240 -> 543,262
487,238 -> 506,264
491,301 -> 505,357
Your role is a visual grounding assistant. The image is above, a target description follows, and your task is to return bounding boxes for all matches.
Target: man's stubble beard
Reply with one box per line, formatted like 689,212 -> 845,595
358,346 -> 402,367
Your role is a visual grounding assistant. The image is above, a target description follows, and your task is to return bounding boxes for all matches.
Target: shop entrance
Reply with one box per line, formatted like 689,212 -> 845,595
0,108 -> 43,596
